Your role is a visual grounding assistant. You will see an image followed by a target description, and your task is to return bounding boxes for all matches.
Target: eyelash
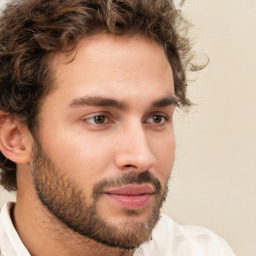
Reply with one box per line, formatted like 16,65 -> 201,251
82,113 -> 170,126
146,115 -> 169,125
85,115 -> 110,125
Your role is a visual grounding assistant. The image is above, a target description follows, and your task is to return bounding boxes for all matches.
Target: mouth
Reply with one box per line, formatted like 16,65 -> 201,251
103,184 -> 155,210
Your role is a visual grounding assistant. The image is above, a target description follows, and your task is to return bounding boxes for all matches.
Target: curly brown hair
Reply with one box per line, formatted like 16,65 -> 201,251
0,0 -> 200,191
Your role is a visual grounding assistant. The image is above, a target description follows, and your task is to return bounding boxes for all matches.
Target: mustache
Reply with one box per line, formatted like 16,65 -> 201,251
93,171 -> 161,200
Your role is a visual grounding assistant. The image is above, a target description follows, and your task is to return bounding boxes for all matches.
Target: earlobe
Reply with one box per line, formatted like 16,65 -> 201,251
0,111 -> 32,164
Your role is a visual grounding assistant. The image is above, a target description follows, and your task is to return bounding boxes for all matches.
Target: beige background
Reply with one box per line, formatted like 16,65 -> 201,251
0,0 -> 255,255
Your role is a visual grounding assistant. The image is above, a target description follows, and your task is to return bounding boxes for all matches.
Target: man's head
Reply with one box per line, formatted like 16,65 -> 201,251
0,0 -> 196,251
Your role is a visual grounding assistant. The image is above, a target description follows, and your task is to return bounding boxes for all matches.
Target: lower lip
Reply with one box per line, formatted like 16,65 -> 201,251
104,193 -> 151,210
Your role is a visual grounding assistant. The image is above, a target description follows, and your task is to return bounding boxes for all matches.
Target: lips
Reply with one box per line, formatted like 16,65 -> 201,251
103,184 -> 154,210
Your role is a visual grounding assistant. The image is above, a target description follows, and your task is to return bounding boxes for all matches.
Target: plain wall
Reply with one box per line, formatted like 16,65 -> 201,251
0,0 -> 255,255
162,1 -> 256,256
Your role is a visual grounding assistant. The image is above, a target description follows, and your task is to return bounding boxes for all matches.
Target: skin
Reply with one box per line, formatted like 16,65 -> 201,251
4,34 -> 176,256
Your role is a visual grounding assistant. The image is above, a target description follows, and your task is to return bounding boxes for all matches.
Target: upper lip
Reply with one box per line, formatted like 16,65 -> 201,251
104,184 -> 155,196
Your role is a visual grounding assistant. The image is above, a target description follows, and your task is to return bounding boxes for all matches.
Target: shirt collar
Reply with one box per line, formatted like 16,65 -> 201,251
0,202 -> 30,256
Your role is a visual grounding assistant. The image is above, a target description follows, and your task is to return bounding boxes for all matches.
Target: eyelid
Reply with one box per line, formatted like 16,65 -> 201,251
80,110 -> 173,126
87,115 -> 108,124
81,112 -> 112,124
144,113 -> 170,124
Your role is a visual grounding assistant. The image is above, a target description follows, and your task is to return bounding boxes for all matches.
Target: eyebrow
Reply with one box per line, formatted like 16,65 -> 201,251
69,96 -> 177,110
69,96 -> 128,110
152,96 -> 178,108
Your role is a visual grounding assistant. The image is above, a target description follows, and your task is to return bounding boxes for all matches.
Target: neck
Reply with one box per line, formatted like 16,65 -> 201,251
13,168 -> 134,256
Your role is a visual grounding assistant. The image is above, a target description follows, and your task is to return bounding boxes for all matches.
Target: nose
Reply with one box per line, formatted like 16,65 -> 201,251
114,123 -> 156,172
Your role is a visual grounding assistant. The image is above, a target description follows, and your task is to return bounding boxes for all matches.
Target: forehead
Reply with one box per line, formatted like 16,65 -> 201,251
48,34 -> 174,104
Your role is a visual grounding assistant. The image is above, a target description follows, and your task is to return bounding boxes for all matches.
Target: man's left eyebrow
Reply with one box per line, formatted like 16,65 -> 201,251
151,96 -> 178,108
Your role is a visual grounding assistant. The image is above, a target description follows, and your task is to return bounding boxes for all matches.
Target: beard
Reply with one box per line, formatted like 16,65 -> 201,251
30,141 -> 169,250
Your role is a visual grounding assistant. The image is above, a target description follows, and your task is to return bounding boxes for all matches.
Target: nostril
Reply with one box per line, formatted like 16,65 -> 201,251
124,164 -> 135,168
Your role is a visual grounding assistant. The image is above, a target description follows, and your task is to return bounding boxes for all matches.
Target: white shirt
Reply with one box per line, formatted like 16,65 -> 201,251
0,202 -> 235,256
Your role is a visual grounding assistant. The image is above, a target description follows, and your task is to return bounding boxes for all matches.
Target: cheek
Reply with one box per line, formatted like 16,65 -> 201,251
41,130 -> 116,187
150,131 -> 175,182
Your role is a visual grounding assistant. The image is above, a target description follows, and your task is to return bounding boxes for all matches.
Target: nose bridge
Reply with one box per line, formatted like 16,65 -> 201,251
114,120 -> 156,171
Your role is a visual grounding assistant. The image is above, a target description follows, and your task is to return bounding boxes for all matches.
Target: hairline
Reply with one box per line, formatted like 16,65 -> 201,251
28,32 -> 171,135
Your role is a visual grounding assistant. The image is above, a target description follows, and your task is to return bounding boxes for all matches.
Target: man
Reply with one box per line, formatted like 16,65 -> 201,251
0,0 -> 235,255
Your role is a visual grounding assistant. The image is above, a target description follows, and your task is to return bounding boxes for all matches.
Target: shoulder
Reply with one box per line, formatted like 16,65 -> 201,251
137,214 -> 235,256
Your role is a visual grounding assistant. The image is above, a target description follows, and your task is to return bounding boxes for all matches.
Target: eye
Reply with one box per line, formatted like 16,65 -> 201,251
86,115 -> 108,124
146,115 -> 168,125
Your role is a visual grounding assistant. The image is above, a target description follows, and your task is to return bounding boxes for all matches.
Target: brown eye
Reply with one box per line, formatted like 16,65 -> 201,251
93,115 -> 106,124
86,115 -> 108,124
146,115 -> 168,125
152,115 -> 163,123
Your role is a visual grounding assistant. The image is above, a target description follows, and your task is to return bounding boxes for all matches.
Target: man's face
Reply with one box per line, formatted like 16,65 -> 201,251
30,34 -> 176,250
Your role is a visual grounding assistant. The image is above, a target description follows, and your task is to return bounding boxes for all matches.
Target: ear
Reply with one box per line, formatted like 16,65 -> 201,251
0,111 -> 33,164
